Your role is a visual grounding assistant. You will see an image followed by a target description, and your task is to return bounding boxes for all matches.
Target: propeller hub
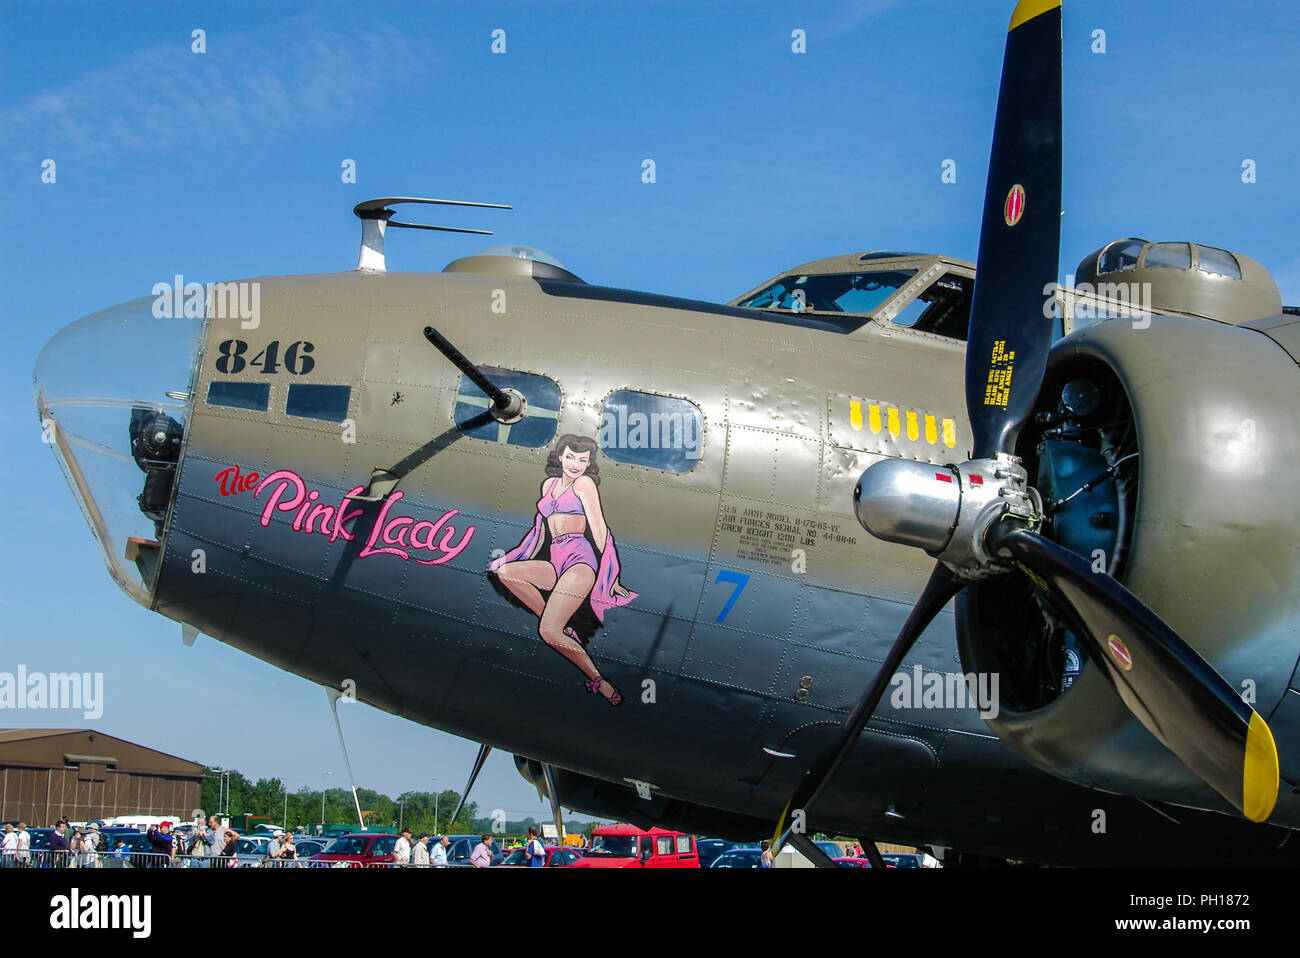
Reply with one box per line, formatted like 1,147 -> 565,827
854,453 -> 1040,579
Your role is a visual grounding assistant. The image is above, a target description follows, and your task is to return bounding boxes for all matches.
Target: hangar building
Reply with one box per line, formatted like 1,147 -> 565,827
0,729 -> 204,825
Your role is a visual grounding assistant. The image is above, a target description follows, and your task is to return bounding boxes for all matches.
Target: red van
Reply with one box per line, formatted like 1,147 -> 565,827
569,824 -> 699,868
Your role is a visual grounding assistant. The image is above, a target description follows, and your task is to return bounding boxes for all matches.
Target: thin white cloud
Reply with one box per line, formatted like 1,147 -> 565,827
1,19 -> 411,168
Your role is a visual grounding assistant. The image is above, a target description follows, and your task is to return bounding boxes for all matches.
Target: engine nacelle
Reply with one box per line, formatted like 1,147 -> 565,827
956,311 -> 1300,819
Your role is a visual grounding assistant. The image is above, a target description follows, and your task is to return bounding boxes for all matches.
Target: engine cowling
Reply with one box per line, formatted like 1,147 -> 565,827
956,310 -> 1300,816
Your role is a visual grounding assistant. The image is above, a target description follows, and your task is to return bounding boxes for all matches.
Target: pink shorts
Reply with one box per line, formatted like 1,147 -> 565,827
550,533 -> 598,577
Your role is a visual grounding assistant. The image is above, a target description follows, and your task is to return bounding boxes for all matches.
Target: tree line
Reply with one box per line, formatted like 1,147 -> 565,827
199,770 -> 478,836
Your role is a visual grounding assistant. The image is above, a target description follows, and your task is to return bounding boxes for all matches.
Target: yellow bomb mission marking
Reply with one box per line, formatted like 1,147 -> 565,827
849,400 -> 957,449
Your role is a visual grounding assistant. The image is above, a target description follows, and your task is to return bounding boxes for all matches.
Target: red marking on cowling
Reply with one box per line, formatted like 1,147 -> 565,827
1004,184 -> 1026,226
1107,636 -> 1133,671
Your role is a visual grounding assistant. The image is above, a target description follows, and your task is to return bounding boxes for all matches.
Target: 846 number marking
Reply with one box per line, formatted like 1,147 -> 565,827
215,340 -> 315,375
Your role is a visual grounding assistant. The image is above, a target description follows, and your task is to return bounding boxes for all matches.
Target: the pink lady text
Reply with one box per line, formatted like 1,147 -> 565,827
219,466 -> 475,566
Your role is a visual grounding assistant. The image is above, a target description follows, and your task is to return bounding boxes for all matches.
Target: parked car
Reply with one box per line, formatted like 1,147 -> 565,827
696,839 -> 762,868
250,835 -> 327,866
229,835 -> 274,867
498,845 -> 582,867
880,852 -> 941,868
443,835 -> 506,867
96,831 -> 172,867
695,839 -> 736,868
290,838 -> 328,859
710,848 -> 763,868
310,832 -> 398,867
814,840 -> 845,859
569,824 -> 699,868
99,826 -> 145,841
833,857 -> 894,868
26,827 -> 58,851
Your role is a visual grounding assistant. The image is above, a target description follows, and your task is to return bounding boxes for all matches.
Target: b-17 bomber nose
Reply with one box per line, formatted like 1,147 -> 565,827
33,295 -> 205,606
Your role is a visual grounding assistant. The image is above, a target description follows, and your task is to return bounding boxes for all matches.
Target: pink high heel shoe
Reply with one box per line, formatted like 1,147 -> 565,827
584,675 -> 623,706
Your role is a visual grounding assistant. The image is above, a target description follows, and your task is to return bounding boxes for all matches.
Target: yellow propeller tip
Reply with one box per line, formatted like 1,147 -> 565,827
1243,711 -> 1280,823
1009,0 -> 1061,32
771,801 -> 791,848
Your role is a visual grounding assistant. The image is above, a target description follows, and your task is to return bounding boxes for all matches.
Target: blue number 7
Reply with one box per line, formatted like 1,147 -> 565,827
714,569 -> 751,622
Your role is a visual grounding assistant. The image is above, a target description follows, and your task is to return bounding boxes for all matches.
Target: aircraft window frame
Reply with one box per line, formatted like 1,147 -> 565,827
734,269 -> 919,321
538,279 -> 870,335
285,384 -> 352,423
454,366 -> 561,448
598,389 -> 705,474
1097,239 -> 1146,275
1195,246 -> 1242,279
1141,242 -> 1191,271
206,381 -> 270,412
887,272 -> 972,340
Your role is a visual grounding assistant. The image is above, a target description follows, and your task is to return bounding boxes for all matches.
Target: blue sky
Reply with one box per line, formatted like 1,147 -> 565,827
2,0 -> 1297,820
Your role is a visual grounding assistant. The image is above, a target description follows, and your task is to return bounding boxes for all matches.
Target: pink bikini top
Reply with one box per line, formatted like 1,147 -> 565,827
538,479 -> 586,518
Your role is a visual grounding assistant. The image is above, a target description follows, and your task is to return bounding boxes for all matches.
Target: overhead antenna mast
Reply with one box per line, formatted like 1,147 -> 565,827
353,195 -> 511,272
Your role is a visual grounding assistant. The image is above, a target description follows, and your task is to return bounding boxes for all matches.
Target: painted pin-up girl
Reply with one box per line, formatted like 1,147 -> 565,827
488,434 -> 636,705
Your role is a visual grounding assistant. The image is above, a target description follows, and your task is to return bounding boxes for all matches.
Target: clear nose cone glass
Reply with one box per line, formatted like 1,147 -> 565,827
33,295 -> 204,606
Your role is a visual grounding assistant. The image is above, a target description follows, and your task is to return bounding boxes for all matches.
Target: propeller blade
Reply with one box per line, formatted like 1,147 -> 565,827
964,0 -> 1063,458
774,563 -> 964,844
989,522 -> 1279,822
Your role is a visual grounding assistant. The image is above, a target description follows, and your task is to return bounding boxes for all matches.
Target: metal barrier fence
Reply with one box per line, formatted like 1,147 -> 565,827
2,849 -> 172,869
2,849 -> 253,869
0,850 -> 471,869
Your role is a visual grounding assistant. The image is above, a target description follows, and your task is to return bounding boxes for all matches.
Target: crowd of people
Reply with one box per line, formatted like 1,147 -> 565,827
388,827 -> 544,867
2,817 -> 540,868
1,823 -> 32,866
2,816 -> 245,868
140,816 -> 238,865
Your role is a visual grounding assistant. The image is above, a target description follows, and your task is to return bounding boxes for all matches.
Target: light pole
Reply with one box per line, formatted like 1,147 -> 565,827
432,779 -> 438,836
208,766 -> 221,820
321,771 -> 332,825
209,767 -> 230,821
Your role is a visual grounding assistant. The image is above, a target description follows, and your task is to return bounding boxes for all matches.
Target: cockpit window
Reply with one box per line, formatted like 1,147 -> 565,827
887,273 -> 972,339
1196,246 -> 1242,279
455,368 -> 560,447
1097,239 -> 1145,274
736,270 -> 917,323
1142,242 -> 1191,271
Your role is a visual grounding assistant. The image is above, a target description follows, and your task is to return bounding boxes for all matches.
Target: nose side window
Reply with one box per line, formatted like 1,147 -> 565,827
206,381 -> 270,411
455,367 -> 560,447
286,384 -> 351,422
599,390 -> 704,473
